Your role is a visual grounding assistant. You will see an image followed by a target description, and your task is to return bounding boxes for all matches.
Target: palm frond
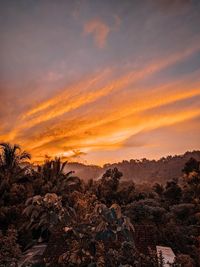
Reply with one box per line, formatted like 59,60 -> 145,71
61,160 -> 68,173
19,151 -> 31,160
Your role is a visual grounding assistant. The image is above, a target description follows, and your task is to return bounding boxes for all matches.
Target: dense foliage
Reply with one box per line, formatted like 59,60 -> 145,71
0,143 -> 200,267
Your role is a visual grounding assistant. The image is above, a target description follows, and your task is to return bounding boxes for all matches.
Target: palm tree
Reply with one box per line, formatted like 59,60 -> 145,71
0,143 -> 31,173
59,170 -> 82,193
0,143 -> 31,204
34,157 -> 82,194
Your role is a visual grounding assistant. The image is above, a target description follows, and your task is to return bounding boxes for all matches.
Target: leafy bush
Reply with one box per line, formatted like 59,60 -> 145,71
22,193 -> 75,239
0,227 -> 21,267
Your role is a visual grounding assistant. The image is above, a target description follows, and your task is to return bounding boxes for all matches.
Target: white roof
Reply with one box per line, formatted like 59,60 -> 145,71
156,246 -> 175,267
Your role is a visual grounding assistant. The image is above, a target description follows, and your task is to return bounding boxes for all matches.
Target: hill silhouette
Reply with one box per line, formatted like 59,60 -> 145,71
65,151 -> 200,183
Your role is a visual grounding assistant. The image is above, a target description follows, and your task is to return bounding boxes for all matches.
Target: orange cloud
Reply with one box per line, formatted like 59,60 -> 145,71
18,42 -> 200,134
2,43 -> 200,163
84,18 -> 110,48
23,70 -> 110,118
21,79 -> 200,162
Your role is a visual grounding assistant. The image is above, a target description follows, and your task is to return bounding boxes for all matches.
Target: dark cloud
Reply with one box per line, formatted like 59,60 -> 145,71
153,0 -> 194,12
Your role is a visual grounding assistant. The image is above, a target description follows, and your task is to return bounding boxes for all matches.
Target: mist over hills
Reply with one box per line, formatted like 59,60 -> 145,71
64,151 -> 200,183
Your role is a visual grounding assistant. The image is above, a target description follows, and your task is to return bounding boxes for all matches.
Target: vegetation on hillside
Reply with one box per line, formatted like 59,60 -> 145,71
0,143 -> 200,267
64,151 -> 200,183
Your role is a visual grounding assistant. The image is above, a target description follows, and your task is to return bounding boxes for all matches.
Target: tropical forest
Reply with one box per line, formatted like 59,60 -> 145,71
0,143 -> 200,267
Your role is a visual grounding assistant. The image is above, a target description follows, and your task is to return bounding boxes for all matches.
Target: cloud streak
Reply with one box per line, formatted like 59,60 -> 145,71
14,42 -> 200,134
1,41 -> 200,162
4,69 -> 199,162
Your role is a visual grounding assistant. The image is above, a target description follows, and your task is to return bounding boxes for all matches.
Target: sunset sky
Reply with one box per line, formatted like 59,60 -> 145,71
0,0 -> 200,165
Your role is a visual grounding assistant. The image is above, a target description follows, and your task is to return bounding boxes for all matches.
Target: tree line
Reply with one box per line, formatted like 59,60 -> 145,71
0,143 -> 200,266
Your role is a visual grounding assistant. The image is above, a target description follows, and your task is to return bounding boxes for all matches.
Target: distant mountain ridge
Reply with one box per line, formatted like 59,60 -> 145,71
64,151 -> 200,184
